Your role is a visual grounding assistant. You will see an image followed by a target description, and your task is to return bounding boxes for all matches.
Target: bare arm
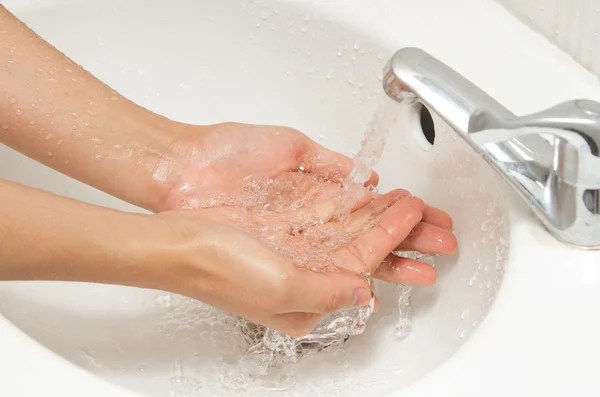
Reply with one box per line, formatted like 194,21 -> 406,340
0,177 -> 172,287
0,6 -> 175,211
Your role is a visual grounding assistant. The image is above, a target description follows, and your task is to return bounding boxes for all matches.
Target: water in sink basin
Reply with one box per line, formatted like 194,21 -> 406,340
0,0 -> 510,396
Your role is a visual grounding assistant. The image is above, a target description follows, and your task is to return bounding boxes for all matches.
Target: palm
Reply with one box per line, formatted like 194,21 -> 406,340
163,123 -> 351,210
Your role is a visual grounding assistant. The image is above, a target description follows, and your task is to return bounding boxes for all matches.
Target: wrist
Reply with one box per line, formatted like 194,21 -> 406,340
117,111 -> 188,213
140,119 -> 210,213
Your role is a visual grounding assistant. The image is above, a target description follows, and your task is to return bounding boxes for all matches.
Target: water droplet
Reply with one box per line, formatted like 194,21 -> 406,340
94,154 -> 102,161
319,134 -> 324,140
460,309 -> 469,320
469,273 -> 477,287
1,124 -> 9,130
45,134 -> 52,140
64,160 -> 69,165
65,68 -> 73,74
47,151 -> 53,157
9,96 -> 16,104
353,43 -> 359,51
57,139 -> 63,145
95,35 -> 104,47
15,109 -> 22,116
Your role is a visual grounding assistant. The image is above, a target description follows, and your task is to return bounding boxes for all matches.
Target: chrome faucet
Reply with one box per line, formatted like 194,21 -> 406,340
383,47 -> 600,249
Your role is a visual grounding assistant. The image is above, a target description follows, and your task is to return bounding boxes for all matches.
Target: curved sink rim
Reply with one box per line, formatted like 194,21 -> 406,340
1,0 -> 600,396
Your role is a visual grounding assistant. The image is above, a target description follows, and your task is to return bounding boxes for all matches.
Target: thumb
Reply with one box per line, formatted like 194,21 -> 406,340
286,270 -> 372,314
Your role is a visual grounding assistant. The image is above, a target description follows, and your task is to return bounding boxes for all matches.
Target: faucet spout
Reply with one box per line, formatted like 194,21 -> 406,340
383,47 -> 513,135
383,47 -> 600,249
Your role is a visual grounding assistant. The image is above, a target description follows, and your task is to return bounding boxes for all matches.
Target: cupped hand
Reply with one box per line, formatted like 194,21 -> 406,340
156,122 -> 379,211
153,189 -> 456,337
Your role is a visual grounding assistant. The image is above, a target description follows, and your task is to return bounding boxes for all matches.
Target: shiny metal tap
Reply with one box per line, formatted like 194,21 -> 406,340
383,47 -> 600,249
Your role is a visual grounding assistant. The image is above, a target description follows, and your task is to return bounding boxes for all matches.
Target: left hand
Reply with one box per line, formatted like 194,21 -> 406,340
154,122 -> 379,212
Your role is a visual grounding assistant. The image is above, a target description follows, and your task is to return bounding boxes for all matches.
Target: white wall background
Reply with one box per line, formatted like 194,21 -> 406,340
498,0 -> 600,76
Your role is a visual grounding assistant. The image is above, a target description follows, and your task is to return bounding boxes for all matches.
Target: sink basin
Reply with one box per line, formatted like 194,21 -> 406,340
1,1 -> 599,396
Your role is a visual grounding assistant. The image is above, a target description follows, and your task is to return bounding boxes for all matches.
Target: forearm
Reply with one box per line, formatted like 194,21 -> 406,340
0,6 -> 177,211
0,178 -> 171,288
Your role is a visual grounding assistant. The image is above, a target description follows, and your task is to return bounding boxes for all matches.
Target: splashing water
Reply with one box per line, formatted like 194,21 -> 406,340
170,98 -> 420,383
245,102 -> 403,365
197,99 -> 419,369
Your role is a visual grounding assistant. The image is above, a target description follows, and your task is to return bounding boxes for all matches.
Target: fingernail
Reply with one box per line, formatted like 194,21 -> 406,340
352,288 -> 372,307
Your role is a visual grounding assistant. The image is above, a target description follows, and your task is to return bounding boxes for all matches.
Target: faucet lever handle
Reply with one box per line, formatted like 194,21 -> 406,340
506,100 -> 600,155
470,126 -> 600,189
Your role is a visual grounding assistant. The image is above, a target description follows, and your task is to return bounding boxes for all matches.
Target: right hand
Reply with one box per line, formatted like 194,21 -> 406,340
148,190 -> 456,337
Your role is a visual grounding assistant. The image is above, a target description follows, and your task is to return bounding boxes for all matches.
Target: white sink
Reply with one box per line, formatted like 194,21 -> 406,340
1,0 -> 599,396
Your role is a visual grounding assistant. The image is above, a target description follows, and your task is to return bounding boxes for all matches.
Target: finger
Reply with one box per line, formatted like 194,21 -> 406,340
283,269 -> 372,314
396,223 -> 458,254
346,189 -> 412,230
374,256 -> 436,285
301,141 -> 379,187
335,196 -> 424,274
423,206 -> 453,230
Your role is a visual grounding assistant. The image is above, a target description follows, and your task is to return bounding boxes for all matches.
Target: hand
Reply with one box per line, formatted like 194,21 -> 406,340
153,189 -> 443,337
156,122 -> 379,211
